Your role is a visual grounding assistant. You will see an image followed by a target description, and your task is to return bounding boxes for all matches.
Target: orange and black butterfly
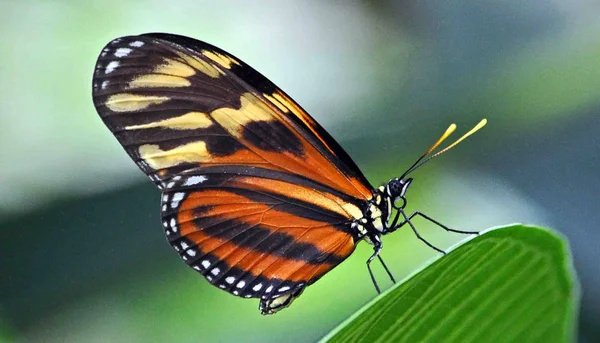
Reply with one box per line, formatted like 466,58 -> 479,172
92,33 -> 486,315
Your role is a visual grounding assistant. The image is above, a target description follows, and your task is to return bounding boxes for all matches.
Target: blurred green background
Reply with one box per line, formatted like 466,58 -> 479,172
1,1 -> 597,342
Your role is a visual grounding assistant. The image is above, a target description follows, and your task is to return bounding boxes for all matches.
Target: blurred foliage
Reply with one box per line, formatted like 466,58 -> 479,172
1,1 -> 598,342
323,225 -> 577,343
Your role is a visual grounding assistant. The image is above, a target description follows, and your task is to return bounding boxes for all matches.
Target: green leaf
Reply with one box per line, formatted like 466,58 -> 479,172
321,224 -> 578,343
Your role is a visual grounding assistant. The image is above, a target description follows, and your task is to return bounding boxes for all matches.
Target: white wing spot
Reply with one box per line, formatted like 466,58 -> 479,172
193,266 -> 200,271
172,176 -> 182,181
278,286 -> 290,292
244,294 -> 251,298
225,276 -> 235,284
180,242 -> 189,249
183,175 -> 207,186
265,285 -> 273,293
186,249 -> 196,257
162,194 -> 169,202
252,283 -> 262,291
162,221 -> 168,228
219,284 -> 226,289
114,48 -> 132,57
201,260 -> 210,268
206,276 -> 213,281
161,204 -> 167,212
211,268 -> 220,276
171,192 -> 184,208
233,290 -> 239,295
129,41 -> 145,47
101,80 -> 109,89
105,61 -> 119,74
236,281 -> 246,289
166,182 -> 175,189
170,218 -> 177,228
182,256 -> 187,261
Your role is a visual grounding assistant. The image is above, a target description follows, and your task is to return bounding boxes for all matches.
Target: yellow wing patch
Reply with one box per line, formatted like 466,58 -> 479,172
175,51 -> 224,78
202,50 -> 240,69
129,74 -> 191,88
155,58 -> 196,77
212,93 -> 276,136
125,111 -> 213,130
106,93 -> 169,112
139,141 -> 212,169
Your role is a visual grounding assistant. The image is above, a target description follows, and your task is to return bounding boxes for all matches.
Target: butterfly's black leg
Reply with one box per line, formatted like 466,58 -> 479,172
366,240 -> 382,294
398,209 -> 446,255
412,211 -> 479,235
377,255 -> 396,284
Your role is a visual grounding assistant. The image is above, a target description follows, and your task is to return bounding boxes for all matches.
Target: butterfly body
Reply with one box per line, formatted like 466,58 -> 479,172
92,33 -> 484,315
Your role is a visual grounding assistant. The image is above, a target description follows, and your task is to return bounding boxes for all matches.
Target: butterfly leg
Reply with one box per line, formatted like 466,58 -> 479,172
395,209 -> 446,255
366,234 -> 395,293
366,244 -> 382,294
411,211 -> 479,235
377,255 -> 396,284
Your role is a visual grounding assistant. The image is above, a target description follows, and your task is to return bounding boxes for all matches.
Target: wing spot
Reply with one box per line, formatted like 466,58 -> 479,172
186,249 -> 196,257
233,290 -> 239,295
252,283 -> 263,292
180,242 -> 189,249
101,80 -> 109,90
278,286 -> 290,293
171,192 -> 184,209
244,294 -> 251,298
201,260 -> 210,268
114,47 -> 132,57
236,281 -> 246,289
183,175 -> 207,186
193,266 -> 200,271
105,61 -> 119,74
166,182 -> 175,189
129,41 -> 144,47
161,204 -> 167,212
206,276 -> 213,281
211,268 -> 220,276
219,284 -> 226,289
225,276 -> 235,284
265,285 -> 273,293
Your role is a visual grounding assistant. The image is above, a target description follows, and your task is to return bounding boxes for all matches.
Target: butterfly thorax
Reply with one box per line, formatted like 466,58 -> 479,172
352,177 -> 414,245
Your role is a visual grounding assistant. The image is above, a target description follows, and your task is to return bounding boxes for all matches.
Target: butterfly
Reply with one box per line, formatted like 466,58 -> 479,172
92,33 -> 486,315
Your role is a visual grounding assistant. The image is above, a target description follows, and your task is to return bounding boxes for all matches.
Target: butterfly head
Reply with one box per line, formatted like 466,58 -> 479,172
385,177 -> 413,207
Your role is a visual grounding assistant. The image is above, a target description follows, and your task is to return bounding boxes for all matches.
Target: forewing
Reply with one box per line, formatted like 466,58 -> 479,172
92,33 -> 372,200
161,166 -> 360,299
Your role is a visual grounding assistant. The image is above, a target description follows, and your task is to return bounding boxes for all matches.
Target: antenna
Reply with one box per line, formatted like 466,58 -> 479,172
400,119 -> 487,178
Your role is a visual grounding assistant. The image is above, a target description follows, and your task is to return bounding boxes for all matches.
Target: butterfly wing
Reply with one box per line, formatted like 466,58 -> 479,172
92,34 -> 373,311
92,33 -> 372,199
161,165 -> 360,301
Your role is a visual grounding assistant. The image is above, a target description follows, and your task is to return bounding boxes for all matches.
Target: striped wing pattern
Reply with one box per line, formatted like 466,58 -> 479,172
161,166 -> 359,298
92,34 -> 374,303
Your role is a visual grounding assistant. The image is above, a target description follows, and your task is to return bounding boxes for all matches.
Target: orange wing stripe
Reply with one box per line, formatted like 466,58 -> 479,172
177,189 -> 355,256
181,222 -> 353,282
